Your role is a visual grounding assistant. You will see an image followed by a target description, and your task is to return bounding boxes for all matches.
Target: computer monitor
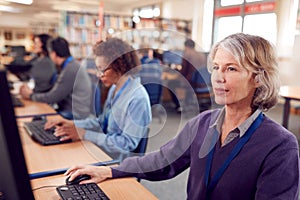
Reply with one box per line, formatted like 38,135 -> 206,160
0,69 -> 35,200
9,45 -> 26,57
5,63 -> 32,81
162,50 -> 183,65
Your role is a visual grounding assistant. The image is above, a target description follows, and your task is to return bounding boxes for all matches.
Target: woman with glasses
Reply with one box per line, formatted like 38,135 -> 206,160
45,38 -> 152,160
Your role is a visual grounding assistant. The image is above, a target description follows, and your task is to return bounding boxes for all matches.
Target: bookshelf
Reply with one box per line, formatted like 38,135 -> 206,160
114,17 -> 192,50
59,11 -> 100,59
59,11 -> 192,59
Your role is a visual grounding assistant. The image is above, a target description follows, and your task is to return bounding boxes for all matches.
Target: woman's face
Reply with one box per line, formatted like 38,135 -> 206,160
33,37 -> 42,54
95,56 -> 120,87
211,48 -> 259,108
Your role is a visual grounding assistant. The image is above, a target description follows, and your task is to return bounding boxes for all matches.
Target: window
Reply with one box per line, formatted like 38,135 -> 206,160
213,0 -> 276,45
221,0 -> 243,6
243,13 -> 277,44
214,16 -> 242,42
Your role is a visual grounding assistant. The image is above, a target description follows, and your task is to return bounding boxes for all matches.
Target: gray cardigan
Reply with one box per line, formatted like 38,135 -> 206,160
31,59 -> 92,119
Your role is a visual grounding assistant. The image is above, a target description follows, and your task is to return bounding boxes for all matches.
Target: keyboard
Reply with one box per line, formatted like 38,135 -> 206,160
11,95 -> 24,107
23,120 -> 71,145
56,183 -> 110,200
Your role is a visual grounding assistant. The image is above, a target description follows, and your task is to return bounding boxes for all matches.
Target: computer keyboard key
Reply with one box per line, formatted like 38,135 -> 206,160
56,183 -> 110,200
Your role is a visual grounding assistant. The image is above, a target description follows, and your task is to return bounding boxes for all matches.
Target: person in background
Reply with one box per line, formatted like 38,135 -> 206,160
25,33 -> 56,93
19,36 -> 92,120
45,38 -> 152,160
168,39 -> 207,113
64,33 -> 299,200
137,47 -> 163,85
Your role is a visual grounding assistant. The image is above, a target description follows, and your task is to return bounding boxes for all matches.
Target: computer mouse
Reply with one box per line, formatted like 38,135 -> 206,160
66,174 -> 91,185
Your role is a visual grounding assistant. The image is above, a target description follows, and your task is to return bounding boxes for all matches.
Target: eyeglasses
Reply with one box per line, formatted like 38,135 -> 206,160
96,66 -> 111,77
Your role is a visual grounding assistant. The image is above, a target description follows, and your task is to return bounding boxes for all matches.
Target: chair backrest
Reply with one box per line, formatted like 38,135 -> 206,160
91,83 -> 101,116
132,128 -> 149,156
191,67 -> 212,94
143,81 -> 162,105
139,58 -> 163,106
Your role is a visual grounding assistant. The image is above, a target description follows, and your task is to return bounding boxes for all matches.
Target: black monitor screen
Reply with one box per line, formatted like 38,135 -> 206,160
9,45 -> 26,57
162,50 -> 183,65
0,69 -> 35,200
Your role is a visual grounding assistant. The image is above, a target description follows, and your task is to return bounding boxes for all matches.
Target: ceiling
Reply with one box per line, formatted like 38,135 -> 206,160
0,0 -> 164,26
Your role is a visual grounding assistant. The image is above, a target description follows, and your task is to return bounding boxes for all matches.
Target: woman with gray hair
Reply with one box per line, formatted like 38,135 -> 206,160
64,33 -> 299,200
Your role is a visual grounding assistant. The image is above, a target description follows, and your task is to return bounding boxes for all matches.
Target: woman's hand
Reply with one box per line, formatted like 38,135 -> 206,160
44,118 -> 85,141
64,165 -> 112,184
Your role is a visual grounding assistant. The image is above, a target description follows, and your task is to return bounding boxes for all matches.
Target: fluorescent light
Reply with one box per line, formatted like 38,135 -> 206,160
0,5 -> 21,12
5,0 -> 33,5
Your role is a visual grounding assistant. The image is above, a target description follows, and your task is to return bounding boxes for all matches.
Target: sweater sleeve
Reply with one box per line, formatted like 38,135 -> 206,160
85,96 -> 151,153
111,117 -> 200,181
255,133 -> 299,200
31,63 -> 76,104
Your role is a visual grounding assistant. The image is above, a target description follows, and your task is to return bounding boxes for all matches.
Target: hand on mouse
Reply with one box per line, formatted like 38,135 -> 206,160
65,165 -> 112,184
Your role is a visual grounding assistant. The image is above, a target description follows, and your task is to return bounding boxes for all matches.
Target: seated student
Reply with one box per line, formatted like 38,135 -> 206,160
168,39 -> 207,113
19,37 -> 92,120
137,47 -> 163,84
25,33 -> 57,93
64,33 -> 299,200
45,38 -> 152,160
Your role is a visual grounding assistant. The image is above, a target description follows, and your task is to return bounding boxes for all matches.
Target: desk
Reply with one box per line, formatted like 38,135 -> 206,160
14,98 -> 57,117
18,118 -> 158,199
17,117 -> 112,174
279,86 -> 300,128
31,175 -> 158,200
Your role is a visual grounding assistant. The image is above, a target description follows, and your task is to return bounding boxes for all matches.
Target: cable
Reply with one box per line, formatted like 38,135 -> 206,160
32,185 -> 58,191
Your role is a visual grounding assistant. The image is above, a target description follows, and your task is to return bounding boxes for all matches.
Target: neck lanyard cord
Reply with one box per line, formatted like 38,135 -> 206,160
205,112 -> 264,196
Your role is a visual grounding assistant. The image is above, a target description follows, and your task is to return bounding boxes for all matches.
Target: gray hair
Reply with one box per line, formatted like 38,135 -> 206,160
207,33 -> 280,111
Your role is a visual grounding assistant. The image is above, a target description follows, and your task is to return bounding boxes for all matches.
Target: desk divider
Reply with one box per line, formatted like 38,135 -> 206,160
29,159 -> 121,180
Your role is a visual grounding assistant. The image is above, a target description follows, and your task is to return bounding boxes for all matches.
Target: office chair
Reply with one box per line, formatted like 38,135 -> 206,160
132,127 -> 150,156
191,67 -> 214,112
132,127 -> 149,182
91,82 -> 101,116
142,78 -> 163,123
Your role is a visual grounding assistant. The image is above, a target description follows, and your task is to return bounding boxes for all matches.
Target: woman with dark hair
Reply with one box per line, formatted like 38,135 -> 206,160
27,33 -> 56,92
45,38 -> 152,160
64,33 -> 299,200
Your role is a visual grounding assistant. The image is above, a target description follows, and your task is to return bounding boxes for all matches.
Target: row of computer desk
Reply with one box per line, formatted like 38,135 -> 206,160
11,75 -> 158,199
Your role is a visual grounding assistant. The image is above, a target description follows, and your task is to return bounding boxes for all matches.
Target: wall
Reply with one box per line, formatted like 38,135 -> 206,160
1,0 -> 300,86
0,27 -> 33,53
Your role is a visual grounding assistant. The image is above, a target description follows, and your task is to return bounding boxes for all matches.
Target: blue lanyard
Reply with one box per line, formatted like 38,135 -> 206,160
51,56 -> 73,84
101,78 -> 131,133
62,56 -> 73,70
204,112 -> 264,198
